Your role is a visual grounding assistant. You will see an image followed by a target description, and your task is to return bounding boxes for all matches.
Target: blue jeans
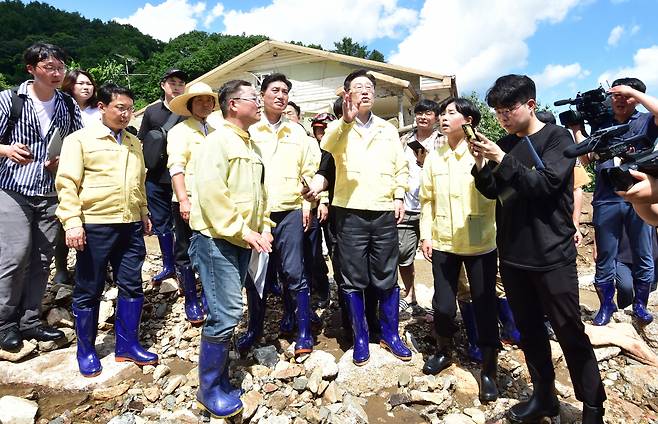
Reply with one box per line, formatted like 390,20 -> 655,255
593,202 -> 654,289
145,181 -> 173,236
73,223 -> 145,309
189,232 -> 250,341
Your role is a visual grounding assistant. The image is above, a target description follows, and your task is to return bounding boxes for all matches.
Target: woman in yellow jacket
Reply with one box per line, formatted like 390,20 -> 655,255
419,97 -> 500,402
166,82 -> 219,324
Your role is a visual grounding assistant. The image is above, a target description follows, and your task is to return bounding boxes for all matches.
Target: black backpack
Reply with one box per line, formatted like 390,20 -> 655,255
1,87 -> 76,145
141,112 -> 180,171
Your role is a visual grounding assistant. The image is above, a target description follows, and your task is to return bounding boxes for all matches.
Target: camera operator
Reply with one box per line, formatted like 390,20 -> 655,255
569,77 -> 658,326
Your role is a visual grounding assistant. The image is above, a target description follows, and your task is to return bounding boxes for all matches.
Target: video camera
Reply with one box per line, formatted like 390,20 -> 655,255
554,86 -> 613,130
564,123 -> 657,191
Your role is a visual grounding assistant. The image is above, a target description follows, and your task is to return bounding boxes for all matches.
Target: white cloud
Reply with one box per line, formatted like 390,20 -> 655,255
113,0 -> 209,41
630,24 -> 640,35
531,63 -> 590,88
204,3 -> 224,28
608,25 -> 624,46
388,0 -> 584,93
221,0 -> 417,47
598,45 -> 658,91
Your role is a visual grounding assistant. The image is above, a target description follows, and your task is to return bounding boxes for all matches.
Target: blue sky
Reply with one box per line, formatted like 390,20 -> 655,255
34,0 -> 658,114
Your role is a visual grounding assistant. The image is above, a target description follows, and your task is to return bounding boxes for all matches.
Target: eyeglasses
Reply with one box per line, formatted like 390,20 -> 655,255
494,103 -> 524,118
415,110 -> 435,117
38,65 -> 66,74
231,97 -> 262,106
311,113 -> 336,124
113,105 -> 134,114
351,84 -> 375,93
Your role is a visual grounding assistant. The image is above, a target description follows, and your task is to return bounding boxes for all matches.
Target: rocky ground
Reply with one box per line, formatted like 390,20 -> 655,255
1,193 -> 658,424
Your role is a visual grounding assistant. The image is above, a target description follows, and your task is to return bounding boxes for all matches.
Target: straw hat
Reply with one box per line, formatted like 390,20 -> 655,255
169,82 -> 219,117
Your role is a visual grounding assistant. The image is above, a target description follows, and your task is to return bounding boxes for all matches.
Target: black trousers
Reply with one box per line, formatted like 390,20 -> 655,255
334,207 -> 399,292
431,249 -> 500,347
271,209 -> 307,292
500,262 -> 606,406
172,201 -> 192,269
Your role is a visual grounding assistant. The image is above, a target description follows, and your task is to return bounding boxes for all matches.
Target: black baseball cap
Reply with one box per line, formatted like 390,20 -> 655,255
161,68 -> 188,82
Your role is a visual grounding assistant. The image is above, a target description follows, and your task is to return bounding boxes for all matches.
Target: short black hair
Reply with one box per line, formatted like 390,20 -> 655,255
333,97 -> 343,118
287,101 -> 301,117
97,83 -> 134,105
438,97 -> 482,127
536,110 -> 556,125
23,43 -> 67,67
486,74 -> 536,109
260,73 -> 292,92
414,99 -> 439,115
219,80 -> 252,116
343,69 -> 376,92
612,77 -> 646,93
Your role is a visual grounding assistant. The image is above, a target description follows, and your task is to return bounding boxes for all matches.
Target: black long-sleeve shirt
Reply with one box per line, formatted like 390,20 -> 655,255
472,123 -> 576,271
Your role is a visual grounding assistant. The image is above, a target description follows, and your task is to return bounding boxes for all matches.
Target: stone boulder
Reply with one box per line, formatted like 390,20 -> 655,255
336,344 -> 424,395
0,395 -> 38,424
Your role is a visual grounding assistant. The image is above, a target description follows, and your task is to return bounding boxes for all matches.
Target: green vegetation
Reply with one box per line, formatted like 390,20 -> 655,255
0,1 -> 387,107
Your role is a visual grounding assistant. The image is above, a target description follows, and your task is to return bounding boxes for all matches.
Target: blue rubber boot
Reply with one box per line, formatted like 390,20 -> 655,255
458,301 -> 483,363
197,337 -> 243,418
73,305 -> 102,377
593,282 -> 618,326
236,280 -> 265,354
497,297 -> 521,345
178,266 -> 204,324
292,289 -> 314,356
633,281 -> 654,324
345,290 -> 370,365
219,363 -> 243,398
378,287 -> 412,361
114,297 -> 159,365
151,233 -> 175,285
280,285 -> 295,336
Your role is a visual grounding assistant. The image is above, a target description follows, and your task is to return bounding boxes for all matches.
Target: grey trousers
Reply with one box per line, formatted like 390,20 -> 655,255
0,189 -> 59,331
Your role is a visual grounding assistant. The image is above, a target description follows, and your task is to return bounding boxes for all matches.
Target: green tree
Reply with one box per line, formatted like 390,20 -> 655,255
0,73 -> 9,90
466,92 -> 506,142
332,37 -> 385,62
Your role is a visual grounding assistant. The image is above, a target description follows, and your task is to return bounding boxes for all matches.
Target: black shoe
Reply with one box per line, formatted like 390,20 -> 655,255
22,325 -> 65,342
479,347 -> 499,402
423,337 -> 452,375
508,380 -> 560,423
582,403 -> 604,424
0,327 -> 23,351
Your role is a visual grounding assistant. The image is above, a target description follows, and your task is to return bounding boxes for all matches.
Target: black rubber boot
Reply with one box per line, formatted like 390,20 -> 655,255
582,403 -> 604,424
507,379 -> 560,423
479,347 -> 499,402
422,337 -> 452,375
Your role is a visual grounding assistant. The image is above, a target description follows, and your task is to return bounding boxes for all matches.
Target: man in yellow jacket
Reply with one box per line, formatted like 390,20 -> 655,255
56,84 -> 158,378
237,73 -> 318,357
188,80 -> 273,419
321,69 -> 411,365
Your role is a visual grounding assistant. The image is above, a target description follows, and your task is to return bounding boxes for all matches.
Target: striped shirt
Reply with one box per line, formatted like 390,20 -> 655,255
0,81 -> 83,196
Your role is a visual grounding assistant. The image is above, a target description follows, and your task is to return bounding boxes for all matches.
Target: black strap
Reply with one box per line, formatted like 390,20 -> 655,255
1,87 -> 25,145
0,88 -> 77,145
161,112 -> 180,133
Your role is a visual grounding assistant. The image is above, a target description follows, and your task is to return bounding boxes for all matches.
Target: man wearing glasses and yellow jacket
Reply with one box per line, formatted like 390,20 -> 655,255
237,73 -> 318,358
188,79 -> 273,419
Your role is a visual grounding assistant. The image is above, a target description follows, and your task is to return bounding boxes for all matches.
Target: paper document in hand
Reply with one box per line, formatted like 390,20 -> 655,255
248,251 -> 270,299
47,127 -> 63,161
